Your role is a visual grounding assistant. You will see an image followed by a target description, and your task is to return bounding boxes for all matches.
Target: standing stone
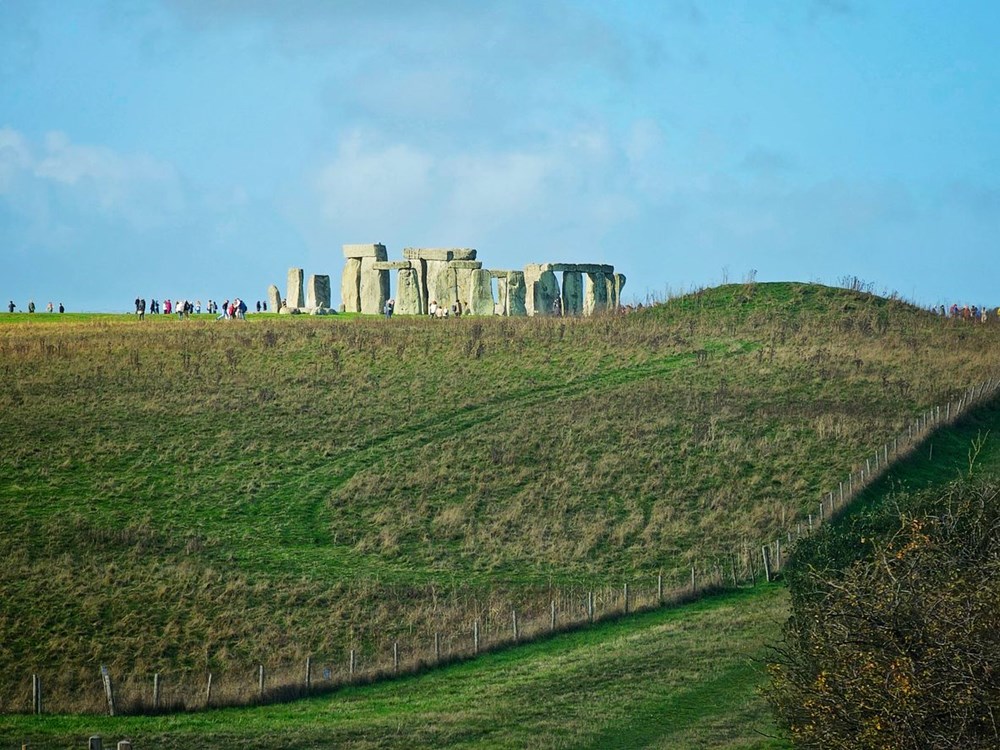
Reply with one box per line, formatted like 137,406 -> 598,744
395,268 -> 422,315
453,267 -> 475,310
494,275 -> 508,316
306,275 -> 331,309
615,273 -> 627,306
604,274 -> 616,312
266,284 -> 281,313
562,271 -> 583,316
524,265 -> 560,316
360,257 -> 390,315
584,272 -> 608,315
341,258 -> 362,313
425,259 -> 454,307
468,269 -> 495,316
287,268 -> 305,310
506,272 -> 527,316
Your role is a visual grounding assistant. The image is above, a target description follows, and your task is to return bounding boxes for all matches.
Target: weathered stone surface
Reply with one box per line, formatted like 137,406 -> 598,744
468,269 -> 494,315
395,268 -> 422,315
309,307 -> 335,315
615,273 -> 627,306
402,247 -> 477,262
360,257 -> 389,314
424,259 -> 455,306
266,284 -> 281,313
562,271 -> 583,316
287,268 -> 304,309
342,243 -> 387,260
447,260 -> 483,270
341,258 -> 361,313
524,267 -> 560,316
453,267 -> 474,309
306,274 -> 331,309
584,272 -> 609,315
506,272 -> 526,316
372,261 -> 412,271
494,274 -> 508,315
490,270 -> 511,278
604,273 -> 616,311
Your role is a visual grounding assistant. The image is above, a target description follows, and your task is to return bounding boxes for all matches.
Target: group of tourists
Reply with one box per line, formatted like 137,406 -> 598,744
7,300 -> 64,313
132,297 -> 263,319
426,299 -> 465,318
940,304 -> 999,323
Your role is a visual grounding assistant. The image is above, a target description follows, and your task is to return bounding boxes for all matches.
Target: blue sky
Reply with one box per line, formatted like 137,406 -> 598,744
2,0 -> 999,311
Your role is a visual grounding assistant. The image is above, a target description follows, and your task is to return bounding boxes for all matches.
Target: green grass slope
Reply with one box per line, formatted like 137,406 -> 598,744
0,585 -> 789,750
1,282 -> 999,712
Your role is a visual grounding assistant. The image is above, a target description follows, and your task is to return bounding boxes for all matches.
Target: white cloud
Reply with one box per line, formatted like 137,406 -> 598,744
0,127 -> 186,230
315,130 -> 433,233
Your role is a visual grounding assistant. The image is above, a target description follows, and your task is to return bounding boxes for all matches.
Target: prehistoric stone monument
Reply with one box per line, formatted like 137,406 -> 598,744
269,244 -> 624,318
344,247 -> 623,317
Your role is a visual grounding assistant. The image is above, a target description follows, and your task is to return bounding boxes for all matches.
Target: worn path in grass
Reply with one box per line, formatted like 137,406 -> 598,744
0,585 -> 788,750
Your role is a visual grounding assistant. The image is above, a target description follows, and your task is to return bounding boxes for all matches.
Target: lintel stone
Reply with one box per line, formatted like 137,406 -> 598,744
447,260 -> 483,270
342,243 -> 388,260
403,247 -> 477,261
372,261 -> 412,271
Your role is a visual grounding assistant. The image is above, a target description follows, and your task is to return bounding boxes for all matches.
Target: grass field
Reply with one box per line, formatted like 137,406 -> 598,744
2,282 -> 1000,721
0,584 -> 790,750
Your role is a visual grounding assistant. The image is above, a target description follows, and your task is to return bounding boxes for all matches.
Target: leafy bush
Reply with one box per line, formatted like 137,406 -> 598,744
767,479 -> 1000,749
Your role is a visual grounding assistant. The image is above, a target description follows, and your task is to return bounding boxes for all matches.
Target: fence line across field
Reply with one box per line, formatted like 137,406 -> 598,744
17,377 -> 1000,717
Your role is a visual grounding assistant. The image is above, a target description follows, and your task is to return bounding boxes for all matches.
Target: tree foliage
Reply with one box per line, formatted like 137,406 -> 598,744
767,480 -> 1000,749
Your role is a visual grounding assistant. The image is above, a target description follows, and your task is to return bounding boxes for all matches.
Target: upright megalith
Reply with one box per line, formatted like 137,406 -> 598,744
584,271 -> 609,315
524,264 -> 560,316
402,248 -> 478,312
492,272 -> 509,315
266,284 -> 281,313
360,257 -> 390,315
614,273 -> 627,307
395,267 -> 422,315
506,271 -> 527,316
342,243 -> 388,315
341,258 -> 362,313
450,261 -> 482,311
287,268 -> 305,310
468,269 -> 495,315
306,275 -> 331,309
562,271 -> 583,316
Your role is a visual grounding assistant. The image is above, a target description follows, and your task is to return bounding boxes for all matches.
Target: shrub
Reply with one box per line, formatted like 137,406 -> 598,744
766,479 -> 1000,749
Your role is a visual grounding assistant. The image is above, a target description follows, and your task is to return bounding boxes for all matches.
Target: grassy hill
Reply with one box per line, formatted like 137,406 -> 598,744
2,281 -> 999,715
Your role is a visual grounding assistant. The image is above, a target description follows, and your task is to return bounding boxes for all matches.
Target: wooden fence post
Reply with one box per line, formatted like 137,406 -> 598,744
550,601 -> 556,632
305,656 -> 312,690
393,642 -> 399,672
623,583 -> 630,615
761,545 -> 772,583
474,621 -> 480,654
100,666 -> 116,717
588,591 -> 594,623
31,674 -> 41,715
512,609 -> 519,642
657,573 -> 663,604
258,664 -> 264,698
153,672 -> 160,710
691,566 -> 696,594
205,672 -> 213,707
